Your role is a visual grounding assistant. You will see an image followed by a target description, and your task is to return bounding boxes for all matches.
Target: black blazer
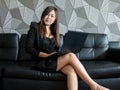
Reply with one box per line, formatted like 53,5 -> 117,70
26,22 -> 63,57
26,22 -> 42,57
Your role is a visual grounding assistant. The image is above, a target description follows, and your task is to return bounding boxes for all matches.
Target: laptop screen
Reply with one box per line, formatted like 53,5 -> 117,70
61,31 -> 88,54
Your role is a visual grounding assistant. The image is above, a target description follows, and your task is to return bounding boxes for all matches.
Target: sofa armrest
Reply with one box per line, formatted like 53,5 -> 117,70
108,41 -> 120,63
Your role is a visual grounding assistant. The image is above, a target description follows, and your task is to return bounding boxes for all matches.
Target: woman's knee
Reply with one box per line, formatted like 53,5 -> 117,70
62,65 -> 77,76
67,52 -> 75,57
57,52 -> 77,71
65,53 -> 77,63
64,52 -> 76,60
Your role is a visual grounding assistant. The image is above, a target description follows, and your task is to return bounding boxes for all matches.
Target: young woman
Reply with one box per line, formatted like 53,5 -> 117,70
26,6 -> 110,90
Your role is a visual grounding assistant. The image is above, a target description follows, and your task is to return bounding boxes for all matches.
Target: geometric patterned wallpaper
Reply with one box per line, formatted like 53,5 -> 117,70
0,0 -> 120,41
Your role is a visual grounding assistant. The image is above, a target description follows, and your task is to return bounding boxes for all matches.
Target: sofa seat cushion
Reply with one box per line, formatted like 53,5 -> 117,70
0,68 -> 2,90
0,61 -> 19,90
3,64 -> 66,81
82,60 -> 120,79
3,60 -> 120,81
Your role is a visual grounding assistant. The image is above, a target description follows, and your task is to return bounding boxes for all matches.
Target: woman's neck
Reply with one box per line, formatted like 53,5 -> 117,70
45,26 -> 52,38
46,26 -> 50,31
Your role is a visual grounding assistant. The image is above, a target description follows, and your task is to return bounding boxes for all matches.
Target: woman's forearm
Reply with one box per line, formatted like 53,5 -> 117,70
38,52 -> 57,58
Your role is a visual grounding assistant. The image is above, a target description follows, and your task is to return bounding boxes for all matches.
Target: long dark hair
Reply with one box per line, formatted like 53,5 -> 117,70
39,6 -> 59,46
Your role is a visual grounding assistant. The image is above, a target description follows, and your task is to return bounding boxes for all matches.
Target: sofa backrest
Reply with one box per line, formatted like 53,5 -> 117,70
0,33 -> 19,61
18,34 -> 32,61
63,31 -> 109,60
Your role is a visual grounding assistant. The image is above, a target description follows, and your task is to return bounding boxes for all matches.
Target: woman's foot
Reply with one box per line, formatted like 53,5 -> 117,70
91,84 -> 110,90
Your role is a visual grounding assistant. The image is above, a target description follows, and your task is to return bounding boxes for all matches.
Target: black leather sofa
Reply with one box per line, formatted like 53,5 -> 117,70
0,31 -> 120,90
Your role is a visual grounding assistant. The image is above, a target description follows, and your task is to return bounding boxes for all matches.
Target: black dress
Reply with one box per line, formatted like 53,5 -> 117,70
33,37 -> 59,72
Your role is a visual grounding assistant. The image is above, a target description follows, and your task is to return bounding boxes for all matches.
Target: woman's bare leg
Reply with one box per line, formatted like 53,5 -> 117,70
57,53 -> 110,90
61,65 -> 78,90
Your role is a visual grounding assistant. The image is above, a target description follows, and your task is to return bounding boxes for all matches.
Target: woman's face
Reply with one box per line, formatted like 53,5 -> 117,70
44,10 -> 56,26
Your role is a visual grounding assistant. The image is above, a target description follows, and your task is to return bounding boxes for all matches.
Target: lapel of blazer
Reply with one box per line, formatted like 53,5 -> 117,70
36,23 -> 41,49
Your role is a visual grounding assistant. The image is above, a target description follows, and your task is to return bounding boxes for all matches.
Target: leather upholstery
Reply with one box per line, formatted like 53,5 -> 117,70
108,41 -> 120,62
73,33 -> 109,60
0,33 -> 19,90
62,31 -> 109,60
0,32 -> 120,90
18,34 -> 32,61
0,34 -> 19,61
